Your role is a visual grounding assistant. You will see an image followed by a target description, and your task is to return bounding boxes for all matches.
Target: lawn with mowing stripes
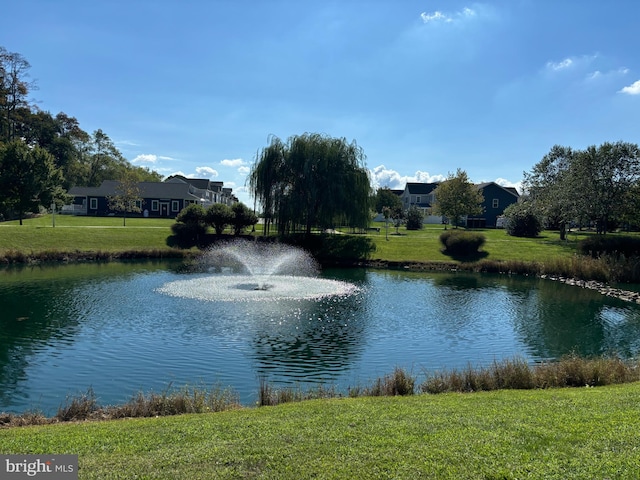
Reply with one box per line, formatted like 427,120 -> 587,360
1,384 -> 639,479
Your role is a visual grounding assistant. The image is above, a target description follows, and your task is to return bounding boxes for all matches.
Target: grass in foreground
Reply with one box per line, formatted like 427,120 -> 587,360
1,383 -> 640,479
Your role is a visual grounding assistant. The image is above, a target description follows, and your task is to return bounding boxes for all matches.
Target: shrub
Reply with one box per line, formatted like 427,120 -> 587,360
358,367 -> 416,396
170,222 -> 207,248
405,206 -> 424,230
503,202 -> 542,237
171,204 -> 208,248
175,203 -> 206,225
578,235 -> 640,258
420,355 -> 640,394
206,203 -> 234,235
439,230 -> 486,256
231,202 -> 258,235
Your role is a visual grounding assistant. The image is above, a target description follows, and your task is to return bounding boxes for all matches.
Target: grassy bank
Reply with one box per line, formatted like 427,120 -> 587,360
2,216 -> 629,282
2,383 -> 640,478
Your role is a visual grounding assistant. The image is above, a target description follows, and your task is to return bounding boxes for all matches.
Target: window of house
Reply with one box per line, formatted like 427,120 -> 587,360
151,200 -> 159,211
492,199 -> 499,209
172,200 -> 180,212
416,196 -> 421,204
89,198 -> 97,210
135,200 -> 142,210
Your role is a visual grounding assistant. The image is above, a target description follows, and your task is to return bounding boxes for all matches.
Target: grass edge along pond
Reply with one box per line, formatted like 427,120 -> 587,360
0,215 -> 622,279
1,381 -> 640,478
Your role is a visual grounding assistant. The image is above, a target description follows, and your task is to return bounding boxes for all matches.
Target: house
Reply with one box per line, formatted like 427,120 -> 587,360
64,175 -> 237,218
391,181 -> 519,227
467,182 -> 520,228
400,182 -> 443,224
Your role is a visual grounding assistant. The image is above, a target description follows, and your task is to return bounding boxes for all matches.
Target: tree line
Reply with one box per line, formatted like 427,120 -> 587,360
0,46 -> 161,223
519,141 -> 640,237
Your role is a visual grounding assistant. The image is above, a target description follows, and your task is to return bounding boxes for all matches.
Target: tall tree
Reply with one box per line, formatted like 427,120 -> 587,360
0,47 -> 35,142
81,129 -> 130,186
523,145 -> 576,240
375,187 -> 402,213
432,169 -> 484,228
19,110 -> 90,188
570,142 -> 640,234
249,133 -> 372,235
0,140 -> 64,224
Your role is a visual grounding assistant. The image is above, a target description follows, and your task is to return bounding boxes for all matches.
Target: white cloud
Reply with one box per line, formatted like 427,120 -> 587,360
116,140 -> 139,148
370,165 -> 445,190
493,178 -> 522,194
238,166 -> 250,174
585,67 -> 628,83
132,154 -> 158,164
194,166 -> 219,178
132,154 -> 176,164
546,58 -> 573,71
420,11 -> 449,23
619,80 -> 640,95
545,54 -> 599,74
220,158 -> 245,167
420,6 -> 476,24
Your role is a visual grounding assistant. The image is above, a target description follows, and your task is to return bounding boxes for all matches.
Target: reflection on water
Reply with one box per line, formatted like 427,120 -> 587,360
1,262 -> 640,413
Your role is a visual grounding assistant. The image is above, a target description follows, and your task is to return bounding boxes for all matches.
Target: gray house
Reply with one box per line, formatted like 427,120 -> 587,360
400,182 -> 443,224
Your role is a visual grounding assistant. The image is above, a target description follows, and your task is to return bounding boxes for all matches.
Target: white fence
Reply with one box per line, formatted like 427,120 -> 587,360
60,204 -> 87,215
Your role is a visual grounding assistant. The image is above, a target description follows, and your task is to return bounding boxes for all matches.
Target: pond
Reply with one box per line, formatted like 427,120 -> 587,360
1,260 -> 640,414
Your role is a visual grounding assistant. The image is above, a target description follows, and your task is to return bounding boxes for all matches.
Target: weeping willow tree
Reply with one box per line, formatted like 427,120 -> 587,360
249,133 -> 372,236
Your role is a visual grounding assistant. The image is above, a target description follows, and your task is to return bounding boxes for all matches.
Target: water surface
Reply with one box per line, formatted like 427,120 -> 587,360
1,262 -> 639,413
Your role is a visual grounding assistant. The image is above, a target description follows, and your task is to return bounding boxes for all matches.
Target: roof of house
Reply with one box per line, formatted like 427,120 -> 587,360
476,182 -> 520,198
404,182 -> 439,195
69,180 -> 201,201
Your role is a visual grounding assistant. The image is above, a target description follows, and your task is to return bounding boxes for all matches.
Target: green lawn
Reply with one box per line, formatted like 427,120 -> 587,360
2,384 -> 639,479
368,223 -> 583,263
0,216 -> 177,253
0,215 -> 588,264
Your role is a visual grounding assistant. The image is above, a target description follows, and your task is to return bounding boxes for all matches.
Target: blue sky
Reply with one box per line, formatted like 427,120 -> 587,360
4,1 -> 640,204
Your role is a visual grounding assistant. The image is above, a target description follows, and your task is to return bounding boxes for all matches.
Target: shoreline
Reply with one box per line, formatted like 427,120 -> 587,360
2,248 -> 640,305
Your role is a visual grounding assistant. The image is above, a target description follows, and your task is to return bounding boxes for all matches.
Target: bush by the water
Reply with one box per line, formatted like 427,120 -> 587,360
282,233 -> 376,265
3,355 -> 639,426
439,230 -> 486,256
170,204 -> 208,247
578,235 -> 640,258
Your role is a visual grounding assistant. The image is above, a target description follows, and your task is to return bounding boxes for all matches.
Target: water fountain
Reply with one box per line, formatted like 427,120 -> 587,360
157,240 -> 360,302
